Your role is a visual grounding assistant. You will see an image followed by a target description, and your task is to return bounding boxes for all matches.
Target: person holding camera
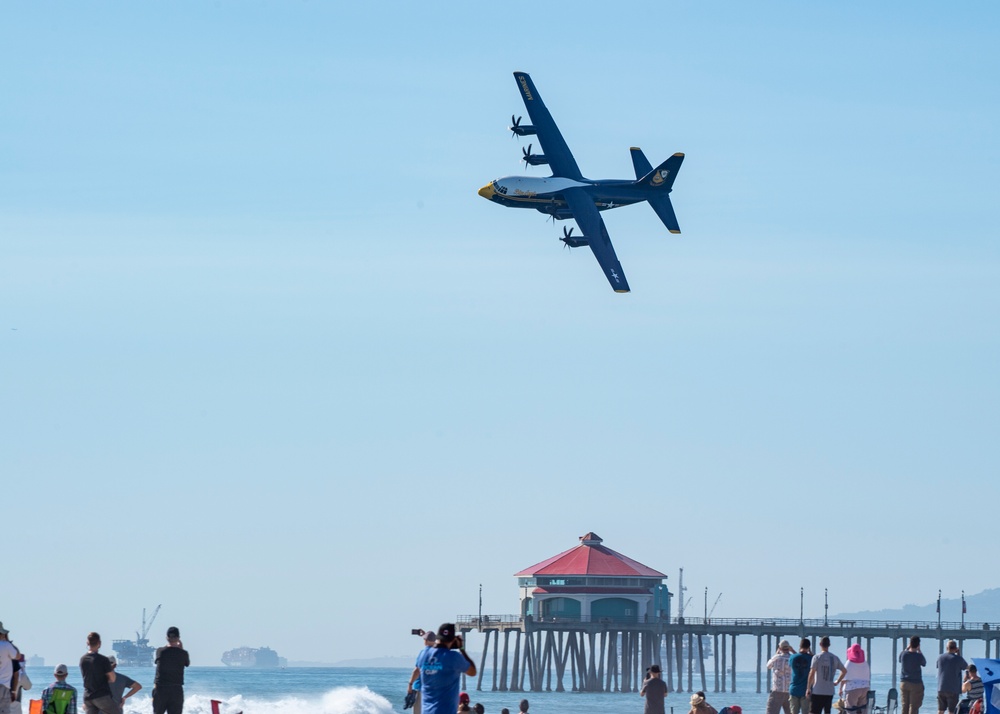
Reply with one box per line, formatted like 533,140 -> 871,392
407,630 -> 438,714
640,665 -> 668,714
412,624 -> 476,714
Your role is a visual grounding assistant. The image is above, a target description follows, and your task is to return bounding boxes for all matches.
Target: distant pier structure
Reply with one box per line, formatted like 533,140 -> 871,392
459,533 -> 1000,694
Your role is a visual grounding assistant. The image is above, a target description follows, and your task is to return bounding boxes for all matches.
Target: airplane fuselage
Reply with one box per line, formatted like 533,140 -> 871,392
478,175 -> 648,219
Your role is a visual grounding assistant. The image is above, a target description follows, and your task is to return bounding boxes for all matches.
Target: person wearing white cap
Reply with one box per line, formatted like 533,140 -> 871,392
767,640 -> 795,714
106,657 -> 142,709
41,665 -> 78,714
0,623 -> 21,714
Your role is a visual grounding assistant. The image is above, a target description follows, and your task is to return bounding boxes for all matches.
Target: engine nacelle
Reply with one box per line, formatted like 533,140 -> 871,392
510,115 -> 537,137
561,236 -> 589,248
523,153 -> 548,166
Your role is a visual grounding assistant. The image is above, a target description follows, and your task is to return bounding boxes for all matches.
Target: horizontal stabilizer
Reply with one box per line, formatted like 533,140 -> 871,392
637,153 -> 684,191
630,147 -> 653,180
647,194 -> 681,234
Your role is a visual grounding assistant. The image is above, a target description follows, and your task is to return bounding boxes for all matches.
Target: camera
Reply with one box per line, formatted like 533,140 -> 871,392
411,629 -> 425,636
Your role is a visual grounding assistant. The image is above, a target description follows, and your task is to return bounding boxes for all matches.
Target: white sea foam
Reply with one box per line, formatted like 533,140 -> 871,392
119,688 -> 395,714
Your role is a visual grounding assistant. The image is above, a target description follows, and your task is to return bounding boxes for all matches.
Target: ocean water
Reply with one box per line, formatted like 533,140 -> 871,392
23,667 -> 906,714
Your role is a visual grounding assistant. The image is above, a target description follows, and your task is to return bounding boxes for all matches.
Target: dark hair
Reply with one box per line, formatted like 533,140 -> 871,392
910,636 -> 921,648
474,704 -> 485,714
800,638 -> 811,650
502,709 -> 510,714
87,632 -> 101,647
519,700 -> 529,713
819,637 -> 831,648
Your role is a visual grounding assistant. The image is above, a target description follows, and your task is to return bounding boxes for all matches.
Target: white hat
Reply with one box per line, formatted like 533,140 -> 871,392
54,664 -> 69,676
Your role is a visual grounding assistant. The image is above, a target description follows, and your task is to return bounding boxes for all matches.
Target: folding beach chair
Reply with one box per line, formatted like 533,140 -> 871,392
873,688 -> 898,714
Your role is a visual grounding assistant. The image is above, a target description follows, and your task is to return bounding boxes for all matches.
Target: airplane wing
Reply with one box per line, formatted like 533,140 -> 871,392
562,187 -> 630,293
513,72 -> 584,180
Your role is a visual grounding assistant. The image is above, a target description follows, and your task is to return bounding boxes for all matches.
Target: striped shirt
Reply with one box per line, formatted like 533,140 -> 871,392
965,677 -> 984,701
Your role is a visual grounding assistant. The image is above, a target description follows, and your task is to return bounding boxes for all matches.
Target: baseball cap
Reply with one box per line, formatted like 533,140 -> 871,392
0,622 -> 8,635
54,664 -> 69,676
167,626 -> 180,638
437,623 -> 456,640
108,656 -> 117,665
423,630 -> 437,641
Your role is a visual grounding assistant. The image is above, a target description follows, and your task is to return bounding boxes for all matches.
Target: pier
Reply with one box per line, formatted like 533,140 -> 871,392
457,614 -> 1000,694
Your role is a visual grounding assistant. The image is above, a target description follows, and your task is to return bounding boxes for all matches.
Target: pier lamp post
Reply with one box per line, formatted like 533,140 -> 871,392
824,588 -> 828,626
937,590 -> 942,629
962,590 -> 966,629
800,588 -> 804,626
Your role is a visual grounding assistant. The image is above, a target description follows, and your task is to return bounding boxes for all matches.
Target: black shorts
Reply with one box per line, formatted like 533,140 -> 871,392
810,694 -> 834,714
152,685 -> 185,714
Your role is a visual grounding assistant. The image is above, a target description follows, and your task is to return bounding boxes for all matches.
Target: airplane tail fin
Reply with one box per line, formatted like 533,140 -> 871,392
630,147 -> 653,179
648,194 -> 681,234
635,152 -> 684,191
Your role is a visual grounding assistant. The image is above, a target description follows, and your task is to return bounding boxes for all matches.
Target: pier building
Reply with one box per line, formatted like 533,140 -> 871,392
458,532 -> 1000,695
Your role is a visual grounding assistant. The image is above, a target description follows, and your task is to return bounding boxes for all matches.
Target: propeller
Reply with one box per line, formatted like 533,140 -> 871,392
561,226 -> 576,249
522,144 -> 534,167
510,115 -> 522,138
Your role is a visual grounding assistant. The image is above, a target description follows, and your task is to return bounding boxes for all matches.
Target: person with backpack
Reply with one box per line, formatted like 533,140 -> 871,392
41,665 -> 77,714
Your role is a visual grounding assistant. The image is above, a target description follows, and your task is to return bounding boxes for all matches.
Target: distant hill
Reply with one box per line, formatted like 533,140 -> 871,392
834,588 -> 1000,624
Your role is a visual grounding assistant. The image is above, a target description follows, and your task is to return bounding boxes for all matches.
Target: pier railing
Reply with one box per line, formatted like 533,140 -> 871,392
459,614 -> 998,631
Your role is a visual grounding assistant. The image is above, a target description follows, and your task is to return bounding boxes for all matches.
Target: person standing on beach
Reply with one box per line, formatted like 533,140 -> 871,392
106,657 -> 142,710
153,627 -> 189,714
807,637 -> 845,714
41,665 -> 77,714
835,644 -> 870,714
936,641 -> 968,714
413,623 -> 476,714
767,640 -> 794,714
641,664 -> 668,714
0,624 -> 20,714
900,636 -> 927,714
407,630 -> 437,714
79,633 -> 119,714
790,639 -> 813,714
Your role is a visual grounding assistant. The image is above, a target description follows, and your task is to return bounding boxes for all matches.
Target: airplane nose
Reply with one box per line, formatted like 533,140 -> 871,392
478,183 -> 495,199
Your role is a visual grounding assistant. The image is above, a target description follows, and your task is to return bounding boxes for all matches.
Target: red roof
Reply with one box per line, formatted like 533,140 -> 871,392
515,533 -> 667,578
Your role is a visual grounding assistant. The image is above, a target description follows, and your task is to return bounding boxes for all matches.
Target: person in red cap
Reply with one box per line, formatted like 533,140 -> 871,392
457,693 -> 471,713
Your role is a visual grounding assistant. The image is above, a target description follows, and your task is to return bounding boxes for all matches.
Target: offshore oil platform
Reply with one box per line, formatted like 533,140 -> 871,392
112,605 -> 161,667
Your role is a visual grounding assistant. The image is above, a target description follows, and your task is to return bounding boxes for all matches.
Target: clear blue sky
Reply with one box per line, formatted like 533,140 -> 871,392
3,1 -> 998,666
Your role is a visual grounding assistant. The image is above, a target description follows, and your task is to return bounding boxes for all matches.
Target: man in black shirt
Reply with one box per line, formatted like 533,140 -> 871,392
641,664 -> 669,714
78,633 -> 120,714
153,627 -> 189,714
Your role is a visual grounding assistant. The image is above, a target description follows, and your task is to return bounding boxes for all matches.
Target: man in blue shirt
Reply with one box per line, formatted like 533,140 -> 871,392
790,639 -> 814,714
414,623 -> 476,714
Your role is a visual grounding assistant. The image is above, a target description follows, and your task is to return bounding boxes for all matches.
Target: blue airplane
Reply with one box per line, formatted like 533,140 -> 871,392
478,72 -> 685,293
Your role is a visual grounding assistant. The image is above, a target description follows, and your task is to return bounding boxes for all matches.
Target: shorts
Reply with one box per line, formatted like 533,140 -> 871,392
83,696 -> 122,714
791,695 -> 811,714
0,685 -> 11,714
153,685 -> 185,714
938,692 -> 960,714
768,691 -> 792,714
811,694 -> 834,714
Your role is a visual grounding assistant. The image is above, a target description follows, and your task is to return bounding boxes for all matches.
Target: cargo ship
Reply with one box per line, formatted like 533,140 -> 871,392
221,646 -> 283,668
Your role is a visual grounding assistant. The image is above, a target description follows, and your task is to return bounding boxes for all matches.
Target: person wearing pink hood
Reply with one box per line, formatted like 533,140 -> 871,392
836,644 -> 871,713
